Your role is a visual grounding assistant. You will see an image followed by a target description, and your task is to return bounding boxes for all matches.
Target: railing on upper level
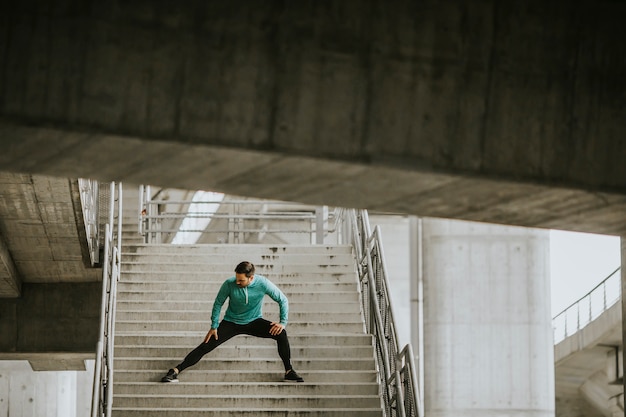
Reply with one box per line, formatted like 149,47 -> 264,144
552,266 -> 621,344
340,209 -> 423,417
78,178 -> 101,265
138,185 -> 340,245
91,182 -> 123,417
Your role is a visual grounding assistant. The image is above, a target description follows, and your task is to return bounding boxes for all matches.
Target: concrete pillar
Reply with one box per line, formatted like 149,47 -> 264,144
419,218 -> 554,417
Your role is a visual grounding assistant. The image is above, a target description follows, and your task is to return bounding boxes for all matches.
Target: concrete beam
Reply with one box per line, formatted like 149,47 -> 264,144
0,353 -> 92,371
0,230 -> 21,297
2,129 -> 626,237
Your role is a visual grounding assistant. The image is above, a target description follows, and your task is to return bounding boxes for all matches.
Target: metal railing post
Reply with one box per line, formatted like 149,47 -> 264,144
146,185 -> 152,244
315,206 -> 327,244
553,266 -> 621,343
227,204 -> 234,244
118,184 -> 123,250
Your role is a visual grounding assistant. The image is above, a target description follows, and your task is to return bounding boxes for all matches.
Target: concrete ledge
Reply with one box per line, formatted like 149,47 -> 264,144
0,352 -> 94,371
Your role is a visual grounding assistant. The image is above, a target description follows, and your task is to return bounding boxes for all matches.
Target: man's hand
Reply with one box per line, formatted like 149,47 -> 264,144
269,322 -> 284,336
204,328 -> 218,343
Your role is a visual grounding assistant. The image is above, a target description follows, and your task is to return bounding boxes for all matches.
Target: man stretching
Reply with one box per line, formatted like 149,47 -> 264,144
161,261 -> 304,382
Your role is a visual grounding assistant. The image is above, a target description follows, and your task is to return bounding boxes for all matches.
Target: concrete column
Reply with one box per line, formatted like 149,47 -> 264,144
419,218 -> 554,417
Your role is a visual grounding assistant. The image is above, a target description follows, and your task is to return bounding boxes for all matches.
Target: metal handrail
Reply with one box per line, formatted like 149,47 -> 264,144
138,187 -> 340,245
91,182 -> 123,417
552,266 -> 621,344
343,209 -> 422,417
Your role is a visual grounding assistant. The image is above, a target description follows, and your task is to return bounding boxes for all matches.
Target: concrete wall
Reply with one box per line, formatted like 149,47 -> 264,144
0,360 -> 93,417
420,218 -> 553,417
0,283 -> 100,355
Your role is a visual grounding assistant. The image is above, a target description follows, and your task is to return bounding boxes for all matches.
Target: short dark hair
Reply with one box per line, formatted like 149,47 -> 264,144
235,261 -> 255,277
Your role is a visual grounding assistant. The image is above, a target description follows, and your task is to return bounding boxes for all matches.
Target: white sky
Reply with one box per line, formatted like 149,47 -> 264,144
549,229 -> 621,316
171,191 -> 224,244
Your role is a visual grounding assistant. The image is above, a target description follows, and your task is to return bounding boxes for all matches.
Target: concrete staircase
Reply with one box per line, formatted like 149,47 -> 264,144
112,244 -> 383,416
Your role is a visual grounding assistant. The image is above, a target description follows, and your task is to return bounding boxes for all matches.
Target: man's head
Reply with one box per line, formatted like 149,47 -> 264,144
234,261 -> 255,287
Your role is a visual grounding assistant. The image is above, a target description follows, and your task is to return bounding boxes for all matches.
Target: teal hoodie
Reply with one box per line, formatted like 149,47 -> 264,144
211,274 -> 289,329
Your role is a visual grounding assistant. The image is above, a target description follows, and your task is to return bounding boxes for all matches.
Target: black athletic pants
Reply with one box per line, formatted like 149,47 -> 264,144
175,318 -> 293,372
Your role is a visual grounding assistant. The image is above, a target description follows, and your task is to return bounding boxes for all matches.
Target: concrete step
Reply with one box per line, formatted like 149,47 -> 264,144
122,232 -> 145,239
116,291 -> 360,303
122,230 -> 143,239
124,245 -> 354,255
114,369 -> 378,384
121,263 -> 356,274
122,253 -> 355,265
116,300 -> 361,313
115,358 -> 376,372
114,345 -> 374,359
115,310 -> 362,323
122,240 -> 145,246
120,271 -> 357,283
111,243 -> 381,416
113,381 -> 380,396
114,321 -> 365,334
111,408 -> 382,417
113,394 -> 382,409
114,334 -> 373,347
117,281 -> 358,292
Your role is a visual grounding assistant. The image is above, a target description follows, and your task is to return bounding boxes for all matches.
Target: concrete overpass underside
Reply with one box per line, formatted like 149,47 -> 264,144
2,127 -> 626,237
0,0 -> 624,236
